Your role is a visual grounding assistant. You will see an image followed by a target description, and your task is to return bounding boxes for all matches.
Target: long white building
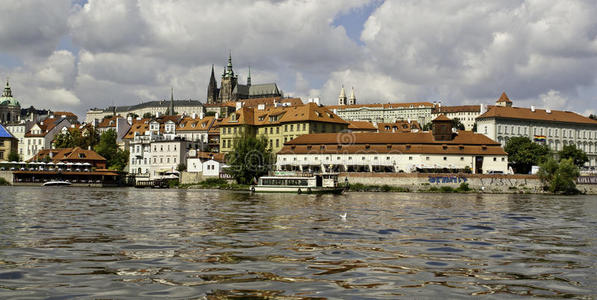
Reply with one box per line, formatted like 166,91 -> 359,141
276,115 -> 508,174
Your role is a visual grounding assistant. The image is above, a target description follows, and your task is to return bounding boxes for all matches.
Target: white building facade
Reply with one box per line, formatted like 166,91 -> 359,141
328,102 -> 435,125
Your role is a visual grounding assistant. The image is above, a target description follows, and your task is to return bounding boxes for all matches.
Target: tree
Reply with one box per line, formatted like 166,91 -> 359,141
504,136 -> 550,174
94,129 -> 129,171
142,112 -> 153,119
53,127 -> 99,150
422,122 -> 432,131
558,144 -> 588,168
538,157 -> 580,194
452,118 -> 465,130
589,114 -> 596,120
7,152 -> 20,162
225,133 -> 272,184
176,163 -> 186,172
127,112 -> 139,119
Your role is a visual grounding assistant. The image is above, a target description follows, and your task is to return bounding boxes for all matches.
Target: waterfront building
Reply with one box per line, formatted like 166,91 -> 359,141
0,124 -> 18,161
476,94 -> 597,167
206,54 -> 282,104
219,102 -> 349,154
23,117 -> 72,161
29,147 -> 107,169
328,102 -> 435,125
186,150 -> 227,176
0,81 -> 21,124
5,121 -> 34,160
276,115 -> 508,174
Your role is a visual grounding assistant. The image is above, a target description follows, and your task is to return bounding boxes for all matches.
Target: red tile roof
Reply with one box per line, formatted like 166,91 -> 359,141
477,106 -> 597,125
497,92 -> 512,103
220,102 -> 349,126
28,147 -> 106,163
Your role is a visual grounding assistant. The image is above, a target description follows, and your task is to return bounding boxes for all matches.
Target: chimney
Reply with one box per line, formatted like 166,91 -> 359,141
191,113 -> 197,119
546,108 -> 551,114
215,112 -> 219,119
531,106 -> 535,112
235,102 -> 243,110
431,115 -> 454,141
199,112 -> 204,119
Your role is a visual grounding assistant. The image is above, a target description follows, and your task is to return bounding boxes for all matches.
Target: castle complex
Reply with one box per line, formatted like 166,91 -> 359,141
206,54 -> 282,104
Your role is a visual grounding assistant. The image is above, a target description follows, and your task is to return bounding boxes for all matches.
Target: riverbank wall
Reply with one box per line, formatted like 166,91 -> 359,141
0,171 -> 13,183
339,172 -> 541,193
339,172 -> 597,194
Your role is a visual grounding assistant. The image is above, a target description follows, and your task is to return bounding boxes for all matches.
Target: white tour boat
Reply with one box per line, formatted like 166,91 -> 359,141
252,172 -> 345,194
43,180 -> 72,186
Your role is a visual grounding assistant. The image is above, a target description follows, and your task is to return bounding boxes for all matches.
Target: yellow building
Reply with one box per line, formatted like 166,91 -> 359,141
219,102 -> 349,154
0,124 -> 18,161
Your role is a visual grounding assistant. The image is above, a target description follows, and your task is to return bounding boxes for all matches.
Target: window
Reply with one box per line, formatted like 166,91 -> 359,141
409,156 -> 412,160
276,139 -> 279,147
493,157 -> 497,161
426,157 -> 430,161
270,127 -> 273,134
302,124 -> 306,131
460,157 -> 464,161
443,157 -> 447,160
276,127 -> 279,134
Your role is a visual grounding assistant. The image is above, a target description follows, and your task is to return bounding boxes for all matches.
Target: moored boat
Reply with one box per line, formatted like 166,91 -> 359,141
43,180 -> 72,186
252,172 -> 345,194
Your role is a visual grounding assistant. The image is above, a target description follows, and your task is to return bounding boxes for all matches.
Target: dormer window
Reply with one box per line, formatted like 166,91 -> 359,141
442,145 -> 448,150
365,144 -> 370,149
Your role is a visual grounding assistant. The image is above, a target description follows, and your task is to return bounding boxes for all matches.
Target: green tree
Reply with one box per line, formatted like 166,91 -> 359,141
142,112 -> 153,119
558,144 -> 588,168
7,152 -> 20,162
53,127 -> 99,149
538,157 -> 580,194
422,122 -> 432,131
589,114 -> 596,120
127,112 -> 139,119
504,136 -> 550,174
94,129 -> 129,171
225,132 -> 272,184
176,163 -> 187,172
452,118 -> 465,130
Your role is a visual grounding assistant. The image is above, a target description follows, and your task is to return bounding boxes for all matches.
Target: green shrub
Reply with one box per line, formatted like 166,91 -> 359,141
381,184 -> 392,192
455,183 -> 471,192
440,186 -> 455,193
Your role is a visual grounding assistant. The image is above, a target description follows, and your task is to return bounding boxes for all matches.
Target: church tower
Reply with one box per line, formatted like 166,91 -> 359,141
166,87 -> 175,116
207,64 -> 219,104
348,87 -> 356,105
218,53 -> 238,103
338,85 -> 347,106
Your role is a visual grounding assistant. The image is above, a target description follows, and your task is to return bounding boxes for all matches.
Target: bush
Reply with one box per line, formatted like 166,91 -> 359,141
538,157 -> 580,195
455,183 -> 471,192
200,177 -> 228,186
440,186 -> 455,193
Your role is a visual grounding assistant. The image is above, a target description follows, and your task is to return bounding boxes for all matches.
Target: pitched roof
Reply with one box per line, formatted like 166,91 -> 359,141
97,115 -> 123,128
220,102 -> 349,126
477,106 -> 597,125
28,147 -> 106,163
177,116 -> 215,131
53,111 -> 78,118
91,99 -> 204,113
189,151 -> 226,162
433,114 -> 452,121
327,102 -> 434,110
24,118 -> 67,137
433,105 -> 481,113
0,124 -> 16,139
497,92 -> 512,103
279,132 -> 506,155
348,121 -> 377,131
376,120 -> 421,133
123,118 -> 151,139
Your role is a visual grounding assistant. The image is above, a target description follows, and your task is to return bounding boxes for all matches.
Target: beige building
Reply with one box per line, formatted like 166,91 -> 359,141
276,115 -> 508,174
219,102 -> 349,154
476,94 -> 597,167
85,99 -> 204,124
328,102 -> 435,125
23,117 -> 72,161
432,104 -> 485,130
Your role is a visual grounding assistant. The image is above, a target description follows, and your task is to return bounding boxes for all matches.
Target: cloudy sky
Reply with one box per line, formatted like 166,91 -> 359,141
1,0 -> 597,118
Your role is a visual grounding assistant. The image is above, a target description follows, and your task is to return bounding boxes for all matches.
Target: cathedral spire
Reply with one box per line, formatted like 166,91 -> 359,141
207,64 -> 219,104
225,52 -> 234,78
168,87 -> 175,115
247,66 -> 251,86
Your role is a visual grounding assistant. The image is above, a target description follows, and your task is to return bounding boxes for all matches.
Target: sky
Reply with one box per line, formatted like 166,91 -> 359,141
1,0 -> 597,119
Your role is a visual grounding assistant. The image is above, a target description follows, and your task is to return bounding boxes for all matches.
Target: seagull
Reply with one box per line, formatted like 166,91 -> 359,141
340,213 -> 347,221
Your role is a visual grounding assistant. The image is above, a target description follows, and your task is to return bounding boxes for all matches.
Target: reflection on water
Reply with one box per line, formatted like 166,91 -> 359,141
0,187 -> 596,298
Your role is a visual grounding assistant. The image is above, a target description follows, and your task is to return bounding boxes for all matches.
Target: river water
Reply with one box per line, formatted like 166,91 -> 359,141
0,187 -> 595,299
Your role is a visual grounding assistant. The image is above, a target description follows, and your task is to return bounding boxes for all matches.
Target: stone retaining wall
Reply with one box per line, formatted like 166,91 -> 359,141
0,171 -> 13,184
339,172 -> 544,193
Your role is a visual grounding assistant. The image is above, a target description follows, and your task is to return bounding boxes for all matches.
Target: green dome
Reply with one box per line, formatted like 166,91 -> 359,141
0,81 -> 20,107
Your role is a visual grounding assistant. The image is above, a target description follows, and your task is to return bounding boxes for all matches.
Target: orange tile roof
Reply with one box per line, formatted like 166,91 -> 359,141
327,102 -> 434,110
96,115 -> 123,128
25,118 -> 65,137
28,147 -> 106,163
189,151 -> 226,162
177,116 -> 215,131
347,121 -> 377,131
496,92 -> 512,103
279,132 -> 506,155
123,118 -> 151,139
376,120 -> 421,133
433,114 -> 452,121
220,102 -> 349,126
208,118 -> 224,134
433,105 -> 481,113
477,106 -> 597,125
